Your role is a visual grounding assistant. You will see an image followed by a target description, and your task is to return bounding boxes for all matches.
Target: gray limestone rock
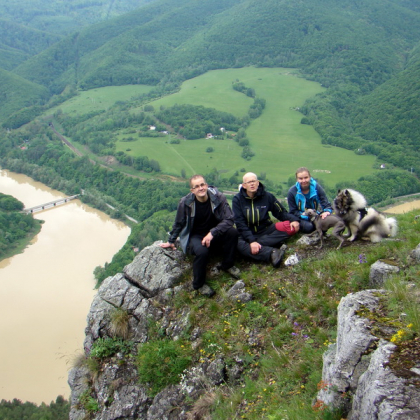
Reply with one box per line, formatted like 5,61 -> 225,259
93,361 -> 150,420
68,366 -> 91,420
296,233 -> 321,247
369,260 -> 400,287
407,242 -> 420,265
316,290 -> 381,410
349,340 -> 420,420
123,243 -> 187,295
146,385 -> 187,420
226,280 -> 252,303
84,273 -> 162,351
316,289 -> 420,419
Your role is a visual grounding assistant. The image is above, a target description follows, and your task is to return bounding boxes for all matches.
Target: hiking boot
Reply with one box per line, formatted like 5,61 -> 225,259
225,265 -> 241,279
213,264 -> 241,279
196,284 -> 215,297
270,244 -> 287,268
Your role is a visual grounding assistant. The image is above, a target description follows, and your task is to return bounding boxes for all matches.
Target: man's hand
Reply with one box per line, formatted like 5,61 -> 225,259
201,232 -> 214,248
250,241 -> 262,255
290,221 -> 300,232
320,212 -> 330,220
160,242 -> 176,250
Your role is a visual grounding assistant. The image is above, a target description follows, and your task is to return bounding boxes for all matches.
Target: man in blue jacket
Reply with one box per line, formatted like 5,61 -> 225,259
160,174 -> 238,296
287,167 -> 333,233
233,172 -> 300,267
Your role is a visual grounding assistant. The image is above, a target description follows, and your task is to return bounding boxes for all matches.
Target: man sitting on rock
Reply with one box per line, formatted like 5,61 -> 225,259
160,174 -> 239,297
232,172 -> 300,267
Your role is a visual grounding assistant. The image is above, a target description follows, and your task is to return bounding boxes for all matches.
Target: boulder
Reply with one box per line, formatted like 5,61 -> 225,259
369,260 -> 400,288
123,244 -> 188,295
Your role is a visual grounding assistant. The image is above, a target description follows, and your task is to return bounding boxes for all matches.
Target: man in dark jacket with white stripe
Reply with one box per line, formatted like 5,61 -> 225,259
160,174 -> 238,295
233,172 -> 300,267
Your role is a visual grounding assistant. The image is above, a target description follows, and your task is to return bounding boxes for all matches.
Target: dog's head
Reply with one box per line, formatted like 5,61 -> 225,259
303,208 -> 318,221
333,189 -> 352,215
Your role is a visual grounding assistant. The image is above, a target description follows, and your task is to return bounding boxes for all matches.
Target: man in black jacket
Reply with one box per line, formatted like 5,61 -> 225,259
232,172 -> 300,267
160,174 -> 238,296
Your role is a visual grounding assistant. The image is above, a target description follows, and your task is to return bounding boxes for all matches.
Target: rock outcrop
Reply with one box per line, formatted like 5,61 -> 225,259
316,286 -> 420,419
69,242 -> 420,420
68,243 -> 254,420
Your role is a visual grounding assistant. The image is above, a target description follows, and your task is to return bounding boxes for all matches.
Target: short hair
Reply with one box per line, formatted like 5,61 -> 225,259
189,174 -> 206,188
243,172 -> 258,183
295,167 -> 311,178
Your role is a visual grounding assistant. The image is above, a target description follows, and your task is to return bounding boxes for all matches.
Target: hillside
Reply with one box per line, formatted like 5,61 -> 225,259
0,0 -> 155,36
14,0 -> 420,91
0,69 -> 50,121
1,0 -> 420,179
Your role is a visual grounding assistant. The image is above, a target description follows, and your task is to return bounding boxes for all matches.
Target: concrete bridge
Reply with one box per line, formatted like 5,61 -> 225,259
23,195 -> 80,214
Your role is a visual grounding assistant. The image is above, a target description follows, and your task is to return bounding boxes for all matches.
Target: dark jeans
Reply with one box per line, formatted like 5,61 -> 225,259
237,224 -> 290,262
189,227 -> 238,289
299,219 -> 316,234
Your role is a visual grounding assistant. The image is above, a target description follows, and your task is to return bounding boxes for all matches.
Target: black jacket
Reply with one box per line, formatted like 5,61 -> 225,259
232,183 -> 299,243
168,186 -> 234,253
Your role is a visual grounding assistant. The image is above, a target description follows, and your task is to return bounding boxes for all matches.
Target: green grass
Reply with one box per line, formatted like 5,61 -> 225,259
116,67 -> 376,187
48,84 -> 153,115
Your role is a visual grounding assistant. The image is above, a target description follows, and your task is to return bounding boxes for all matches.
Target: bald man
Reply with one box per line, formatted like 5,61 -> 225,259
232,172 -> 300,267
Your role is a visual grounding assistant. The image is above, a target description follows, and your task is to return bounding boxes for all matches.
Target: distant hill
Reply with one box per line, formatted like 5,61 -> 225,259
13,0 -> 420,92
2,0 -> 420,174
0,0 -> 155,36
0,68 -> 49,121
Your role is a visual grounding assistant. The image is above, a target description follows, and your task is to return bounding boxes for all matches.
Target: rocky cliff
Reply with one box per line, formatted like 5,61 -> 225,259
68,242 -> 420,419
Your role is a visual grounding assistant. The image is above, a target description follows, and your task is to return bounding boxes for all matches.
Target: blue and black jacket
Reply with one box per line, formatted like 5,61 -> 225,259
287,178 -> 332,221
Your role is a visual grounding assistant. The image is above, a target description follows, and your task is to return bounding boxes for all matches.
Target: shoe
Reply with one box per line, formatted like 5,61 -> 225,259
271,244 -> 287,268
214,264 -> 241,279
225,266 -> 241,279
196,284 -> 215,297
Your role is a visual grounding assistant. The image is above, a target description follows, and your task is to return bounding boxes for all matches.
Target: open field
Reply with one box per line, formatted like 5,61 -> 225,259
48,84 -> 153,115
117,67 -> 376,187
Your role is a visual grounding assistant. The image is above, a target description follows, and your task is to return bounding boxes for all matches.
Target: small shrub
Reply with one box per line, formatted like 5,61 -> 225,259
137,339 -> 192,396
90,337 -> 133,359
79,390 -> 99,413
110,307 -> 130,339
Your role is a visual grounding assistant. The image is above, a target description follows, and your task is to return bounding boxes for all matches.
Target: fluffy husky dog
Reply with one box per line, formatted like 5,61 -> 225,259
333,189 -> 398,243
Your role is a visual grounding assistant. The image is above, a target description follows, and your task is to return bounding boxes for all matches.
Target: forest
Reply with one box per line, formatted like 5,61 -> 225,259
0,397 -> 69,420
0,192 -> 42,260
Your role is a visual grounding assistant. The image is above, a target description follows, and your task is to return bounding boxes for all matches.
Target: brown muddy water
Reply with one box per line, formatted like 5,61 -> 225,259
0,169 -> 130,404
383,200 -> 420,214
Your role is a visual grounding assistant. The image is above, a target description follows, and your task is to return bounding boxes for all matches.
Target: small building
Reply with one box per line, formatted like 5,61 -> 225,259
206,133 -> 214,139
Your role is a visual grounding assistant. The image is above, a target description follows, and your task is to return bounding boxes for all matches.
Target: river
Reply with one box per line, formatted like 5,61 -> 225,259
0,169 -> 130,404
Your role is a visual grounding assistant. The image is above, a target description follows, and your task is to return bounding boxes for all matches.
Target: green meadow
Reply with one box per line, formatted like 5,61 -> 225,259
50,84 -> 153,115
117,67 -> 376,187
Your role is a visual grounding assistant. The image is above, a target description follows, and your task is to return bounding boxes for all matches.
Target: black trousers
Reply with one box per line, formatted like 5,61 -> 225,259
189,227 -> 238,289
237,224 -> 290,262
299,219 -> 316,234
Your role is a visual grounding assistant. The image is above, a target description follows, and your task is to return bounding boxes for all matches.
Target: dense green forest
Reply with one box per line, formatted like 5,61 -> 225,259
0,192 -> 42,260
1,0 -> 420,178
0,397 -> 69,420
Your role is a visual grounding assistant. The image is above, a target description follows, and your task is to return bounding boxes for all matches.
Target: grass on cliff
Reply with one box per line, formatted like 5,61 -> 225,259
140,210 -> 420,420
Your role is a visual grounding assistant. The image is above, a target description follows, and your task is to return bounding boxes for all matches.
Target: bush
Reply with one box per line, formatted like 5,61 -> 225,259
89,337 -> 133,359
137,339 -> 192,396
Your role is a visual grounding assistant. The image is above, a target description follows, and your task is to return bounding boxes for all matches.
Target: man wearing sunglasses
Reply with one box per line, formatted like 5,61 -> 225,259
160,174 -> 239,296
233,172 -> 300,267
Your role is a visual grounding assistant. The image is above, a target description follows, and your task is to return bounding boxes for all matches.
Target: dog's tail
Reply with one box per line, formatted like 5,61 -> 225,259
359,210 -> 398,241
386,217 -> 398,237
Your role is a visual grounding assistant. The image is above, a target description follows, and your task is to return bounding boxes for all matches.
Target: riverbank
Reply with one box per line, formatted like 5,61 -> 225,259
0,219 -> 43,263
